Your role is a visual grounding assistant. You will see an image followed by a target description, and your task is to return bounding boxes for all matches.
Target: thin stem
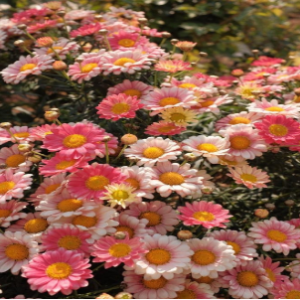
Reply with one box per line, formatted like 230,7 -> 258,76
31,151 -> 49,158
105,142 -> 110,164
54,119 -> 62,125
114,145 -> 128,161
93,262 -> 105,272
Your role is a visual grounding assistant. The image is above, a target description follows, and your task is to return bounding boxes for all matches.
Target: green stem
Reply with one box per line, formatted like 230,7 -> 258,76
93,262 -> 105,272
105,142 -> 110,164
114,145 -> 128,161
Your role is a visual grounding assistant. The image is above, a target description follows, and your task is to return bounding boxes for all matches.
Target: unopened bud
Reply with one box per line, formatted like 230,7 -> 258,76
295,88 -> 300,96
94,14 -> 104,21
96,293 -> 114,299
0,122 -> 12,130
263,73 -> 271,78
199,52 -> 208,57
177,230 -> 193,240
201,187 -> 213,195
102,136 -> 111,143
82,43 -> 92,52
28,155 -> 42,163
98,29 -> 108,36
171,39 -> 179,45
36,37 -> 54,47
255,208 -> 269,218
17,24 -> 27,30
45,1 -> 62,10
44,110 -> 60,122
138,18 -> 147,25
231,69 -> 244,77
18,144 -> 33,152
285,200 -> 294,207
52,60 -> 67,71
56,10 -> 65,17
265,203 -> 275,210
75,57 -> 84,63
0,163 -> 6,169
114,231 -> 126,240
219,89 -> 227,95
121,134 -> 138,145
14,40 -> 25,47
252,49 -> 259,55
115,292 -> 133,299
183,153 -> 197,162
23,152 -> 34,157
161,32 -> 171,38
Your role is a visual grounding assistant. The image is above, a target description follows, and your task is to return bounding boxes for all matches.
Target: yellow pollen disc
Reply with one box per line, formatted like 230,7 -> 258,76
125,178 -> 140,190
139,211 -> 161,227
142,277 -> 168,289
265,268 -> 276,282
112,190 -> 129,200
45,183 -> 60,194
195,276 -> 213,284
158,125 -> 176,133
170,113 -> 186,122
57,198 -> 83,212
63,134 -> 87,148
145,248 -> 171,265
269,124 -> 288,136
44,131 -> 53,135
143,147 -> 165,159
226,241 -> 241,254
5,244 -> 29,261
266,229 -> 287,242
176,289 -> 196,299
5,154 -> 26,168
229,117 -> 251,125
200,100 -> 214,107
115,226 -> 134,238
286,290 -> 300,299
58,235 -> 81,250
13,132 -> 30,139
159,97 -> 180,107
159,172 -> 185,186
0,181 -> 15,194
192,211 -> 215,222
81,63 -> 98,73
123,89 -> 142,98
114,58 -> 136,66
55,160 -> 76,170
46,46 -> 63,54
109,243 -> 131,257
46,262 -> 72,280
0,209 -> 11,218
240,173 -> 257,183
111,103 -> 130,114
85,175 -> 110,191
72,215 -> 97,228
192,250 -> 216,265
265,106 -> 284,112
237,271 -> 259,287
197,143 -> 218,152
118,38 -> 135,47
230,136 -> 251,150
178,83 -> 197,89
24,218 -> 48,233
20,63 -> 37,72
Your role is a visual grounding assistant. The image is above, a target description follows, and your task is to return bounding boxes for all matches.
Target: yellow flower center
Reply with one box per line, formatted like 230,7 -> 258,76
178,83 -> 197,89
196,143 -> 218,152
85,175 -> 110,191
159,172 -> 185,185
265,268 -> 276,282
158,125 -> 177,133
57,198 -> 83,212
114,58 -> 136,66
143,147 -> 165,159
125,178 -> 140,190
176,289 -> 196,299
200,100 -> 214,107
111,103 -> 130,115
269,124 -> 288,136
20,63 -> 37,72
192,250 -> 216,265
13,132 -> 30,139
45,183 -> 60,194
237,271 -> 259,287
159,97 -> 180,107
230,136 -> 251,150
267,229 -> 287,242
195,276 -> 213,284
63,134 -> 87,148
46,46 -> 63,54
142,277 -> 168,289
145,248 -> 171,265
109,243 -> 131,257
55,160 -> 76,170
115,225 -> 134,238
192,211 -> 214,222
226,241 -> 241,254
0,209 -> 11,218
123,89 -> 142,98
112,190 -> 129,200
240,86 -> 256,98
46,262 -> 72,279
265,106 -> 284,112
170,113 -> 186,122
58,235 -> 81,250
81,63 -> 98,73
72,215 -> 97,228
24,218 -> 48,233
240,173 -> 257,183
229,117 -> 251,125
5,244 -> 29,261
118,38 -> 135,47
139,211 -> 161,226
0,181 -> 15,194
5,154 -> 26,168
286,290 -> 300,299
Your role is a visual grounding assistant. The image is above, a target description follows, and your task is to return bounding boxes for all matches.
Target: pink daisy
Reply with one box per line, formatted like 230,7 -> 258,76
11,8 -> 50,24
154,59 -> 192,73
0,231 -> 39,274
248,217 -> 300,255
65,9 -> 95,21
227,166 -> 270,189
271,278 -> 300,299
287,253 -> 300,279
0,169 -> 32,203
178,201 -> 231,228
0,126 -> 33,144
235,81 -> 264,101
94,132 -> 118,159
27,20 -> 58,33
134,43 -> 166,59
108,30 -> 148,50
0,200 -> 26,227
187,237 -> 236,278
22,248 -> 93,296
149,161 -> 203,197
29,123 -> 58,141
145,121 -> 186,136
251,56 -> 284,67
242,68 -> 277,82
1,55 -> 53,84
176,280 -> 215,299
192,276 -> 221,294
123,270 -> 185,299
220,124 -> 267,160
124,137 -> 181,167
123,201 -> 179,235
91,234 -> 146,268
288,218 -> 300,247
96,93 -> 143,121
70,23 -> 102,38
67,163 -> 127,201
192,95 -> 232,114
171,76 -> 206,90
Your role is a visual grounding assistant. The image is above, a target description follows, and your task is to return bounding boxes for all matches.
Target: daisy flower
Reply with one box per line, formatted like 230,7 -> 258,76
29,123 -> 58,141
251,56 -> 284,67
0,200 -> 26,228
123,201 -> 179,235
248,217 -> 300,255
101,50 -> 153,75
0,231 -> 39,274
218,154 -> 248,167
0,170 -> 32,203
96,93 -> 144,121
108,30 -> 148,50
192,276 -> 221,294
220,124 -> 267,160
154,60 -> 192,73
134,43 -> 166,59
187,237 -> 236,278
175,280 -> 215,299
65,9 -> 95,21
288,218 -> 300,248
271,278 -> 300,299
70,23 -> 102,38
171,76 -> 206,90
0,126 -> 33,144
91,234 -> 146,268
27,20 -> 58,33
123,270 -> 185,299
160,107 -> 198,126
242,68 -> 277,82
235,81 -> 263,101
67,163 -> 127,201
22,248 -> 93,296
208,230 -> 258,264
178,201 -> 231,228
195,169 -> 215,194
227,166 -> 270,189
133,233 -> 193,280
124,137 -> 181,167
1,55 -> 53,84
193,95 -> 232,114
145,121 -> 186,136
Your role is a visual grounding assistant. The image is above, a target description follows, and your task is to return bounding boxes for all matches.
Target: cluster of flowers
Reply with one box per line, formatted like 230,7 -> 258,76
1,1 -> 300,299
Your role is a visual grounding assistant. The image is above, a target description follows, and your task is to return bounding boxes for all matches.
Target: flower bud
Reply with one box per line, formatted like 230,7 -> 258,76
56,10 -> 66,17
0,163 -> 6,169
161,32 -> 171,38
121,134 -> 138,145
115,292 -> 133,299
18,144 -> 33,152
36,37 -> 54,47
183,153 -> 197,162
14,40 -> 25,47
75,57 -> 84,63
252,49 -> 260,55
138,18 -> 147,25
28,155 -> 42,163
285,200 -> 294,207
265,203 -> 275,210
52,61 -> 67,71
94,14 -> 104,21
96,293 -> 114,299
171,39 -> 179,45
114,231 -> 126,240
44,110 -> 60,122
177,230 -> 193,241
45,1 -> 62,10
102,136 -> 111,143
98,29 -> 108,36
17,24 -> 27,30
199,52 -> 208,57
0,122 -> 12,130
294,88 -> 300,96
231,69 -> 244,77
254,209 -> 269,218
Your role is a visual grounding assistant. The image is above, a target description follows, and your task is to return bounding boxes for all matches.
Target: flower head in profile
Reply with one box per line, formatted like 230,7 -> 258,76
175,280 -> 215,299
271,278 -> 300,299
154,60 -> 192,73
145,121 -> 185,136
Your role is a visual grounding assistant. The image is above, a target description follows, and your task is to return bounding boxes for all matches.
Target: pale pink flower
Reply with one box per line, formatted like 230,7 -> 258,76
154,59 -> 192,73
145,121 -> 186,136
29,123 -> 58,141
242,67 -> 276,82
192,276 -> 221,294
171,76 -> 207,90
271,278 -> 300,299
70,23 -> 102,38
252,56 -> 284,67
134,43 -> 166,59
0,126 -> 33,144
176,280 -> 215,299
288,218 -> 300,248
27,20 -> 58,33
0,200 -> 26,227
65,9 -> 95,21
193,95 -> 232,114
108,30 -> 149,50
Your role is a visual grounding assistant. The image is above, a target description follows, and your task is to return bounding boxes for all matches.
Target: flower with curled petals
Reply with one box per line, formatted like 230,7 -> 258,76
175,280 -> 215,299
271,278 -> 300,299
